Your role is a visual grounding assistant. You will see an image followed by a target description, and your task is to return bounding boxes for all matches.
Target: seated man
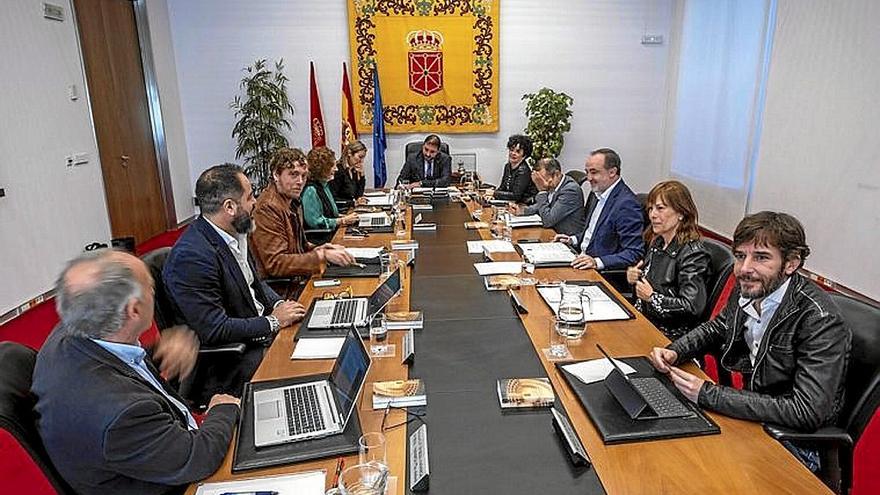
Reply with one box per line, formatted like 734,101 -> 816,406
513,157 -> 585,236
251,147 -> 355,287
31,249 -> 239,495
397,134 -> 452,188
164,164 -> 305,404
649,211 -> 851,469
557,148 -> 644,270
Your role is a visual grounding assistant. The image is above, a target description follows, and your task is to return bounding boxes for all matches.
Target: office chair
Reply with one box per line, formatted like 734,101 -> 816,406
0,342 -> 75,495
405,141 -> 450,160
141,248 -> 246,408
698,238 -> 737,386
763,292 -> 880,494
564,169 -> 587,186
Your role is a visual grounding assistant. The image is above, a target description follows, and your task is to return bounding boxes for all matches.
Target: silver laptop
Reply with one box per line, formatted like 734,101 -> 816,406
253,327 -> 371,447
307,269 -> 401,329
358,213 -> 392,228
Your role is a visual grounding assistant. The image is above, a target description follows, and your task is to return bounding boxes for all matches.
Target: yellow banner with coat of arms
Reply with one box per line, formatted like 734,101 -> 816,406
347,0 -> 499,133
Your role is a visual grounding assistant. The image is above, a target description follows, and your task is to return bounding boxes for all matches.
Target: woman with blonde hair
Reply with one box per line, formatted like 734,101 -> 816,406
329,140 -> 367,207
626,180 -> 711,340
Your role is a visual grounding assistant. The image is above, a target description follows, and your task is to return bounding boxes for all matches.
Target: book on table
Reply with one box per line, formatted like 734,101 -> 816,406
496,378 -> 556,409
385,311 -> 424,330
372,379 -> 427,409
484,274 -> 523,291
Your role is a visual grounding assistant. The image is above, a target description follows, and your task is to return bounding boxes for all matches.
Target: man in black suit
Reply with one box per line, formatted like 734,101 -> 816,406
396,134 -> 452,188
163,164 -> 305,405
32,249 -> 239,495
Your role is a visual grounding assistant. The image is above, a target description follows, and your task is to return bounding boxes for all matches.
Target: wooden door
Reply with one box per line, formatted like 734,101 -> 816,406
73,0 -> 169,244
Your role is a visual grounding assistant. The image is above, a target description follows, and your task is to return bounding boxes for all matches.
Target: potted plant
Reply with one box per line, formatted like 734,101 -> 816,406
522,88 -> 574,160
231,58 -> 295,193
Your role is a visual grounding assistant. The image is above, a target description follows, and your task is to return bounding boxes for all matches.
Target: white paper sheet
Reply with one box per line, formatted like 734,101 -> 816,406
290,337 -> 345,360
194,470 -> 325,495
473,261 -> 523,275
365,195 -> 393,206
412,204 -> 433,210
536,285 -> 628,322
518,242 -> 576,264
508,214 -> 543,227
346,247 -> 384,259
466,240 -> 516,254
561,358 -> 637,385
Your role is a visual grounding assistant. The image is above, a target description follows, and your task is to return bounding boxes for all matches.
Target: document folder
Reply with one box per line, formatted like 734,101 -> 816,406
556,357 -> 720,444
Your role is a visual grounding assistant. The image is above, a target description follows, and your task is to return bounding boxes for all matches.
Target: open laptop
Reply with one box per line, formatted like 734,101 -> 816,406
252,327 -> 371,447
596,344 -> 693,420
358,212 -> 393,228
307,269 -> 401,330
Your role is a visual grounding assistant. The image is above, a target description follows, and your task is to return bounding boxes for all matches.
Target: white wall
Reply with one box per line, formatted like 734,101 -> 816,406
0,0 -> 112,315
165,0 -> 675,192
750,0 -> 880,298
145,0 -> 196,223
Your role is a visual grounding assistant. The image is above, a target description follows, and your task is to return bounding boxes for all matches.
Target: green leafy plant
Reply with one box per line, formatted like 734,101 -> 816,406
231,58 -> 294,193
522,88 -> 574,160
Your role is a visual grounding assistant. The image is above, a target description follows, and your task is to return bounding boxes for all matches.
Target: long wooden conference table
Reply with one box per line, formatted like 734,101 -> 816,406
187,196 -> 831,494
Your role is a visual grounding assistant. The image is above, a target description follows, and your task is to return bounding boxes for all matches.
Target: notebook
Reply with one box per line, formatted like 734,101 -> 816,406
252,327 -> 371,448
306,269 -> 401,330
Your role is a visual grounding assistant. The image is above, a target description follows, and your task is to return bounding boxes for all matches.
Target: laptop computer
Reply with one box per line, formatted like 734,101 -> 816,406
595,344 -> 693,420
306,269 -> 401,330
358,212 -> 392,228
252,327 -> 371,448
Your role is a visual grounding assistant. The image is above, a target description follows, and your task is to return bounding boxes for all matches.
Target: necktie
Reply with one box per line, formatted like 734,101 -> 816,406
585,192 -> 599,222
426,160 -> 433,178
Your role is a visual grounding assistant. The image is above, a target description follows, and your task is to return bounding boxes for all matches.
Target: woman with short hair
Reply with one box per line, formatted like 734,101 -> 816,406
301,147 -> 358,230
626,180 -> 711,340
492,134 -> 537,203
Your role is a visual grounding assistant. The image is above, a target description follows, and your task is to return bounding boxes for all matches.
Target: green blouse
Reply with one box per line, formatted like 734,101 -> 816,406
301,181 -> 340,230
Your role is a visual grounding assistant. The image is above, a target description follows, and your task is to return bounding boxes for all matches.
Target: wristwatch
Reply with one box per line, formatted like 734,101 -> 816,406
266,315 -> 281,334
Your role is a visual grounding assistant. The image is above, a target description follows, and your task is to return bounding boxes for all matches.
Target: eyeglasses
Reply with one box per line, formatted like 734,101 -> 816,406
321,286 -> 353,300
380,404 -> 427,432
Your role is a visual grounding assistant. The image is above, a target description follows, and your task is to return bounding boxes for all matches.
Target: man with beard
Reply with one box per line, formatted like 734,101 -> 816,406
251,148 -> 354,288
649,212 -> 851,469
164,164 -> 305,406
556,148 -> 644,270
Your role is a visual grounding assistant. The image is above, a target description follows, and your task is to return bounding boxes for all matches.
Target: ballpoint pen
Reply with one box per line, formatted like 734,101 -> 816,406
332,457 -> 345,486
352,262 -> 367,268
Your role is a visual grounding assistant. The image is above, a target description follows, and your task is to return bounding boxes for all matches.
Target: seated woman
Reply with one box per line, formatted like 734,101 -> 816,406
329,140 -> 367,209
626,180 -> 710,341
302,146 -> 359,232
491,134 -> 538,203
251,147 -> 354,287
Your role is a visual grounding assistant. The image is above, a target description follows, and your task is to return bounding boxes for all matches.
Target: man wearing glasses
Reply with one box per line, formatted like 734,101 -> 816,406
164,164 -> 306,407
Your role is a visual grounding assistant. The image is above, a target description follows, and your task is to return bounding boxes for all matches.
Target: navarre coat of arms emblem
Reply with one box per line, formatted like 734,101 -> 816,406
407,29 -> 444,96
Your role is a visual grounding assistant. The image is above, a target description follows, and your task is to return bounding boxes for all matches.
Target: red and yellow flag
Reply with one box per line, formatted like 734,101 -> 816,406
341,62 -> 359,154
309,61 -> 327,148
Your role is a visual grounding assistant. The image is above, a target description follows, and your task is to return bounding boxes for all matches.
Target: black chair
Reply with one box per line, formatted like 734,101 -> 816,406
405,141 -> 450,161
0,342 -> 75,494
763,292 -> 880,494
141,248 -> 246,408
635,192 -> 650,230
565,169 -> 587,186
700,238 -> 735,323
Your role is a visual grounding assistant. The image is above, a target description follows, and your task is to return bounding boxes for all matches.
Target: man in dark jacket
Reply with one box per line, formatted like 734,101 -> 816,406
649,212 -> 851,467
397,134 -> 452,188
32,250 -> 239,495
164,164 -> 305,404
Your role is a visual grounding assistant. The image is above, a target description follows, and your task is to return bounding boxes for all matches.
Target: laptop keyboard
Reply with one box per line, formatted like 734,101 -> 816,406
284,386 -> 326,436
630,377 -> 692,417
331,299 -> 359,325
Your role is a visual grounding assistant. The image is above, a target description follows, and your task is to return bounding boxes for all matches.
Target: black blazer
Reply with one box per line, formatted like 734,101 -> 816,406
163,216 -> 281,398
397,150 -> 452,187
494,161 -> 537,203
329,166 -> 366,206
31,330 -> 238,495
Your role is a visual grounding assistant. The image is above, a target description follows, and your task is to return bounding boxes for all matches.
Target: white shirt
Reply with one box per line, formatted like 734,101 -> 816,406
205,217 -> 265,316
546,174 -> 567,204
575,177 -> 621,270
740,277 -> 791,365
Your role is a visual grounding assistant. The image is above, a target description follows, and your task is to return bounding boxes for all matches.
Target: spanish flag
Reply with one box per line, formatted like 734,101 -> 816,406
309,61 -> 327,148
340,62 -> 358,155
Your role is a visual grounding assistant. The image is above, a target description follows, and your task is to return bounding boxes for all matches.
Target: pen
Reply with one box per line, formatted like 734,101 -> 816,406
332,457 -> 345,486
352,262 -> 367,269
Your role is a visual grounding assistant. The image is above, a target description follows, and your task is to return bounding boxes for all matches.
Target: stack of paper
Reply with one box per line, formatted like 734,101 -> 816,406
518,242 -> 576,264
561,358 -> 636,385
508,214 -> 543,228
345,247 -> 384,260
194,470 -> 325,495
466,240 -> 516,254
365,195 -> 393,207
536,284 -> 629,322
473,261 -> 523,276
290,338 -> 345,360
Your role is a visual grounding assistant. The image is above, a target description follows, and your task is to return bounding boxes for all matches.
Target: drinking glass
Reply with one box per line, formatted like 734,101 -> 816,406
548,317 -> 569,359
358,432 -> 387,469
326,463 -> 389,495
369,314 -> 388,355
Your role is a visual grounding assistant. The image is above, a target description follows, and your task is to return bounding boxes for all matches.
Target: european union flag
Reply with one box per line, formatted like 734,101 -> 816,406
372,67 -> 387,188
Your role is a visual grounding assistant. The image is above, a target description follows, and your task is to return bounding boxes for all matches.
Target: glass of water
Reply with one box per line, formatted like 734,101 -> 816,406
326,462 -> 389,495
548,316 -> 569,359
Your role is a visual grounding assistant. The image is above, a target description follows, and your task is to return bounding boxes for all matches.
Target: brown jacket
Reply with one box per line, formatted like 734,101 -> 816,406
251,183 -> 324,277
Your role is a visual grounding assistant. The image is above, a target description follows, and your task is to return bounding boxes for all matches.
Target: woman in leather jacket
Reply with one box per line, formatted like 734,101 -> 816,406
491,134 -> 538,204
627,180 -> 710,340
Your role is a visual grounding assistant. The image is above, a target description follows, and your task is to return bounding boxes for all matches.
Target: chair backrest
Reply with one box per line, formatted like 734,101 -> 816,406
141,247 -> 179,330
635,192 -> 650,230
700,237 -> 735,322
405,141 -> 450,160
564,169 -> 587,185
830,292 -> 880,441
0,342 -> 73,494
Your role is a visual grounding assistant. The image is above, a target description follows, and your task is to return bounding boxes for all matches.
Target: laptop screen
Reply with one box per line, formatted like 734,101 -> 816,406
367,269 -> 401,315
328,328 -> 371,424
